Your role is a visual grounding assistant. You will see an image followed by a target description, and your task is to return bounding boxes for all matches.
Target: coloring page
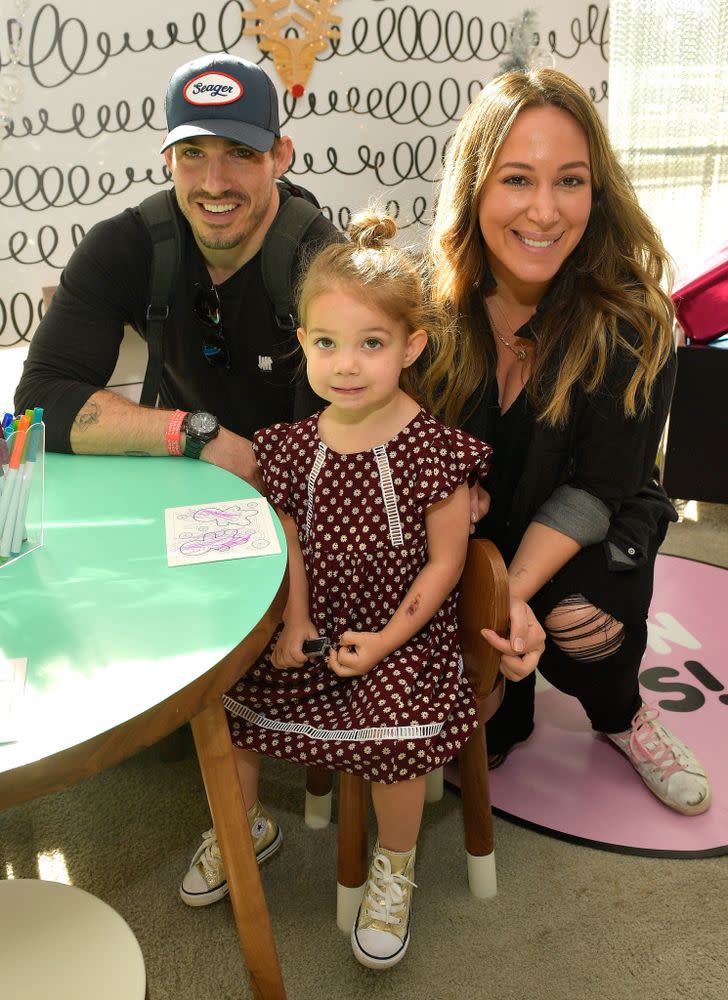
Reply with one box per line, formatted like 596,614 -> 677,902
164,498 -> 281,567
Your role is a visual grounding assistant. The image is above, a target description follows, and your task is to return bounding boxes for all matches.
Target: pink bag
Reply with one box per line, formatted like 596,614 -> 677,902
672,243 -> 728,344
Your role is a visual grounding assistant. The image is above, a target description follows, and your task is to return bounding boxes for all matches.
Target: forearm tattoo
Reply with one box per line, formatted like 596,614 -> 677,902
406,594 -> 421,616
73,399 -> 100,432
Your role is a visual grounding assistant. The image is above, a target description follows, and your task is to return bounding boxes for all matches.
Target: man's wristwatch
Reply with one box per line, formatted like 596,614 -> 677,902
181,411 -> 220,459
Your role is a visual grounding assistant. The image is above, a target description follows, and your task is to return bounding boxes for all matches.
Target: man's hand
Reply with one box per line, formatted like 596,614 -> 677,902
201,428 -> 264,491
328,630 -> 386,678
480,597 -> 546,681
468,482 -> 491,534
271,618 -> 320,668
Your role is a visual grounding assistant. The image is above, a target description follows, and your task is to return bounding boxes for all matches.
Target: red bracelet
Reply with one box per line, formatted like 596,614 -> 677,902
165,409 -> 187,457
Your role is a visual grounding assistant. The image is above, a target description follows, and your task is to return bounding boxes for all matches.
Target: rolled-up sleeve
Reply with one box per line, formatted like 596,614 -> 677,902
532,484 -> 611,546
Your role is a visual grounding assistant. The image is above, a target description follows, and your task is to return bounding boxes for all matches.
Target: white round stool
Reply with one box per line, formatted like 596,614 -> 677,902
0,879 -> 146,1000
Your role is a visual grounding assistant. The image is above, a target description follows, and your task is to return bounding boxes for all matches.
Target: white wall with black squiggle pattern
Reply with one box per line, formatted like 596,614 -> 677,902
0,0 -> 610,393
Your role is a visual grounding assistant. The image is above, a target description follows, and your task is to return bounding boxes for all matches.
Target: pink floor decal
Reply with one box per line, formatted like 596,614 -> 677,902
448,554 -> 728,856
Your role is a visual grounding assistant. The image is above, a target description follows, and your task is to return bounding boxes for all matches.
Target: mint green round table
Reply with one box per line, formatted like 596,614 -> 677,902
0,454 -> 289,1000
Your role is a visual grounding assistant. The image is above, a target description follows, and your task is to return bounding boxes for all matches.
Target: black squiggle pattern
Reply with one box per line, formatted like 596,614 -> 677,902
548,5 -> 609,62
4,98 -> 161,140
292,138 -> 444,186
0,293 -> 41,344
8,3 -> 249,87
1,222 -> 88,270
4,78 -> 490,138
2,4 -> 609,83
0,164 -> 170,209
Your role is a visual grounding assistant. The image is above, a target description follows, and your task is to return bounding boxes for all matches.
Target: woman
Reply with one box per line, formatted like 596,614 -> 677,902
426,68 -> 711,815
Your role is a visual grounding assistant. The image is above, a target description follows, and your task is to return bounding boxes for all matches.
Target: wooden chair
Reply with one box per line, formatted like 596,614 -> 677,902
304,537 -> 510,931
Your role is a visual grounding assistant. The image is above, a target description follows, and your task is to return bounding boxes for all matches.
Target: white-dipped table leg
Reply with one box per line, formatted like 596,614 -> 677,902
337,881 -> 366,933
304,789 -> 333,829
467,850 -> 497,898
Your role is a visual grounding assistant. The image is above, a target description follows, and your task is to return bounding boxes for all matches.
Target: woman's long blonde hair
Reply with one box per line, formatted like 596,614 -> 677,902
428,68 -> 675,428
297,209 -> 450,406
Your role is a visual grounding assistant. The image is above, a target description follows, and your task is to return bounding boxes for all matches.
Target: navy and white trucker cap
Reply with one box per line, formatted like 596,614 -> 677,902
160,53 -> 280,153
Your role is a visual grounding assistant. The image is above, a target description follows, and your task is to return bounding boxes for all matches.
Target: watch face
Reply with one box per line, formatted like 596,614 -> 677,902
187,411 -> 219,440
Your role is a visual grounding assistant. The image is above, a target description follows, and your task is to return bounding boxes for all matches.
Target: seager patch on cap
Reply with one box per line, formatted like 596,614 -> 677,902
183,72 -> 244,106
161,53 -> 280,154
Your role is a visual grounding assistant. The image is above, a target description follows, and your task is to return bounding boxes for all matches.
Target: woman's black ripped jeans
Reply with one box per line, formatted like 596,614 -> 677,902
485,526 -> 666,758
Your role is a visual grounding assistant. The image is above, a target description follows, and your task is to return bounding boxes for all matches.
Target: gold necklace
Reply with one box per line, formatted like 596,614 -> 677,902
487,295 -> 528,362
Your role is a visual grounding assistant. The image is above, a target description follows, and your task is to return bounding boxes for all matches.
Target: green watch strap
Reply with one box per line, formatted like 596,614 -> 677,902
183,434 -> 206,460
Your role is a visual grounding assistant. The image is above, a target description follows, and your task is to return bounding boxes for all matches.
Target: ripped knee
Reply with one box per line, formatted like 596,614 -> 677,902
544,593 -> 624,662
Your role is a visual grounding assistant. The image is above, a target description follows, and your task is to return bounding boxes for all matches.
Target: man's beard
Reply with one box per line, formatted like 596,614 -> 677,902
195,231 -> 247,251
184,186 -> 271,252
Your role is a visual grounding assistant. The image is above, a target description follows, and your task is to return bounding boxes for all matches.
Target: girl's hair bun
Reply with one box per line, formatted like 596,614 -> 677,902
348,210 -> 398,250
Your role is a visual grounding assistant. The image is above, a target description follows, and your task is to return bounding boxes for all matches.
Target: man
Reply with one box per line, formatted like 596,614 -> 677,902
15,52 -> 341,481
14,51 -> 343,908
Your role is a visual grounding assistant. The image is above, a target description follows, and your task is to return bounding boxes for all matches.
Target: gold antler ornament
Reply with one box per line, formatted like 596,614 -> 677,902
242,0 -> 342,98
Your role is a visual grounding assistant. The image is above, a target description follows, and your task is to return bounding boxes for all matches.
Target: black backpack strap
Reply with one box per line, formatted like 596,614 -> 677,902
262,190 -> 324,333
137,190 -> 182,407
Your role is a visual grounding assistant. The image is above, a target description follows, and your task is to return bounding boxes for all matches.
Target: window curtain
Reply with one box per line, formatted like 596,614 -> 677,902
608,0 -> 728,279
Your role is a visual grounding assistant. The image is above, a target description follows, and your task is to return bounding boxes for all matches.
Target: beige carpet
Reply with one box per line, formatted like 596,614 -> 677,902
2,503 -> 727,1000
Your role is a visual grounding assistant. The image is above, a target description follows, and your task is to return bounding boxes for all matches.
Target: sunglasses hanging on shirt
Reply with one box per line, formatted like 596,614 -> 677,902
193,282 -> 231,369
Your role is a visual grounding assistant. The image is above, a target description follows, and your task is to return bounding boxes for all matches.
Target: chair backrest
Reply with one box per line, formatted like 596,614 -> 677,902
457,538 -> 510,702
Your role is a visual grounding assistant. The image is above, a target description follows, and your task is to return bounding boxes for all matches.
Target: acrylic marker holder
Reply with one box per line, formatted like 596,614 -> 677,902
0,421 -> 45,568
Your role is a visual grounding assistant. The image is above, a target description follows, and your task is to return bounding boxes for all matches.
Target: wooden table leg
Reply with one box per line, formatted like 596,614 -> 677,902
191,699 -> 286,1000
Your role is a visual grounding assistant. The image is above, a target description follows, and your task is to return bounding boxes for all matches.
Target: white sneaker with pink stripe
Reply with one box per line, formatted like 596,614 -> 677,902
606,705 -> 711,816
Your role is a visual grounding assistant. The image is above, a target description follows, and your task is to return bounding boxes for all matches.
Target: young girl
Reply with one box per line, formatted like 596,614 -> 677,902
180,211 -> 492,969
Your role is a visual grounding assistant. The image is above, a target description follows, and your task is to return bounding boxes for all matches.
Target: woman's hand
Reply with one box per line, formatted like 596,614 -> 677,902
271,618 -> 319,668
327,630 -> 386,678
480,596 -> 546,681
468,482 -> 491,534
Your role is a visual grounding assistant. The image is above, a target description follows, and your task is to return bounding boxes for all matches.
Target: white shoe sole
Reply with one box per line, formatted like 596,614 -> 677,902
179,880 -> 230,908
351,930 -> 410,970
644,777 -> 712,816
351,919 -> 410,970
179,827 -> 283,908
603,735 -> 713,816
